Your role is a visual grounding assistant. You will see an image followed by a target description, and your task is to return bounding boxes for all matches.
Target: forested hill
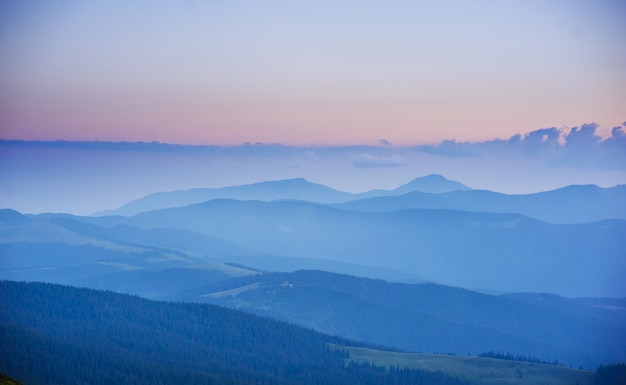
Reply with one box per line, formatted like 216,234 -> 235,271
0,280 -> 470,385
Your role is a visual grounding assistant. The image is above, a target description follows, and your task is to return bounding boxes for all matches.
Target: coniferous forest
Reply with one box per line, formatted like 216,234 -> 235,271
0,280 -> 470,385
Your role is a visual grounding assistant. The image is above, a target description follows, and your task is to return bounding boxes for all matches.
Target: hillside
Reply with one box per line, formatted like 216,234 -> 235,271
87,199 -> 626,297
341,346 -> 594,385
0,209 -> 420,291
0,280 -> 477,385
4,198 -> 625,297
0,209 -> 265,296
175,270 -> 626,369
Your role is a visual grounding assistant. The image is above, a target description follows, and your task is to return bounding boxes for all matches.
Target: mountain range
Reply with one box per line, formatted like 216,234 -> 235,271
337,184 -> 626,224
90,174 -> 626,225
87,199 -> 625,297
1,174 -> 625,376
2,174 -> 626,297
94,174 -> 471,216
3,201 -> 625,297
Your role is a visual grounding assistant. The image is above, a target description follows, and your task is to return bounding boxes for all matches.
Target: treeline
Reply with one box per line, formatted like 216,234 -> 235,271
477,352 -> 626,384
593,364 -> 626,385
0,281 -> 470,385
478,350 -> 557,365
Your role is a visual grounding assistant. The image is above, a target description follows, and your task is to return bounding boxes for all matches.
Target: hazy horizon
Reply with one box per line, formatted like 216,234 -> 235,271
1,120 -> 625,215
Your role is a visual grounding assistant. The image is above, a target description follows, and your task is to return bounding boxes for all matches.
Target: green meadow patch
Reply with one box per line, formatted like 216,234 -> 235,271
339,346 -> 594,385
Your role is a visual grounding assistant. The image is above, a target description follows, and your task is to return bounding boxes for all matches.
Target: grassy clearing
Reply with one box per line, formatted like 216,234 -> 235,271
202,282 -> 261,298
338,345 -> 594,385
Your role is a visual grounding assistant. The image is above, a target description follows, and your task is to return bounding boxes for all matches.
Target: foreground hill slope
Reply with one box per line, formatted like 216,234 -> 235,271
0,280 -> 471,385
177,270 -> 626,369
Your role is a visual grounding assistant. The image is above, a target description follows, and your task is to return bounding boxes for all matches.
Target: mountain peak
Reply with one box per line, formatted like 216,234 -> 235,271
266,177 -> 310,185
97,177 -> 355,216
394,175 -> 471,194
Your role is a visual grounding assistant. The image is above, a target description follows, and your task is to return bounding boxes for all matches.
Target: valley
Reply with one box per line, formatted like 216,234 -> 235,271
1,175 -> 625,383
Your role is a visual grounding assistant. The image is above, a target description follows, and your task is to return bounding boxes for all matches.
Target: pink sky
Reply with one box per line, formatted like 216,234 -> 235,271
1,1 -> 625,145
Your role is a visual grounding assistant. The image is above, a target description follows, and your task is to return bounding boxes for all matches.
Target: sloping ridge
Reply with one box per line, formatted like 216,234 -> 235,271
93,174 -> 471,216
392,174 -> 471,194
101,199 -> 626,297
340,184 -> 626,223
95,178 -> 356,216
356,174 -> 471,199
178,270 -> 626,369
0,280 -> 472,385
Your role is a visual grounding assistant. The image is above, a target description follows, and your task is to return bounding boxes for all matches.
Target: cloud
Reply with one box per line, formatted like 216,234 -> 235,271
605,125 -> 626,150
417,139 -> 481,158
415,121 -> 626,170
351,153 -> 406,168
520,127 -> 561,153
378,139 -> 391,145
564,123 -> 601,150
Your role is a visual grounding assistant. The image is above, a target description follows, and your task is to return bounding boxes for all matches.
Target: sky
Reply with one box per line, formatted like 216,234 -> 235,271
1,0 -> 625,214
1,0 -> 625,146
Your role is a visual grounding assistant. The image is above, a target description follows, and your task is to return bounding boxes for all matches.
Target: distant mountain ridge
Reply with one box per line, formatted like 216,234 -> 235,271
92,175 -> 626,225
94,174 -> 470,216
358,174 -> 471,198
338,184 -> 626,223
4,175 -> 626,297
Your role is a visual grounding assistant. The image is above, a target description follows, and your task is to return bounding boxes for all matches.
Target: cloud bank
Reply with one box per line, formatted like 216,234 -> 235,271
417,122 -> 626,169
